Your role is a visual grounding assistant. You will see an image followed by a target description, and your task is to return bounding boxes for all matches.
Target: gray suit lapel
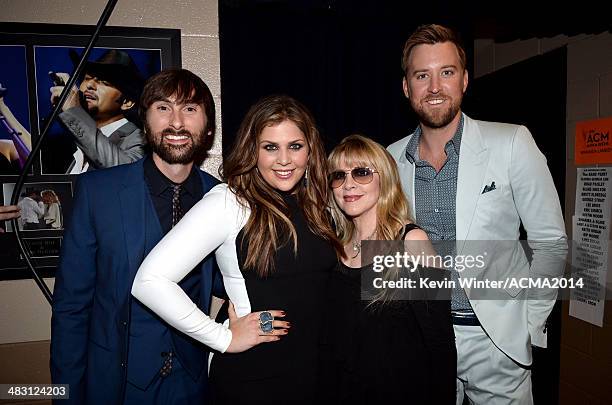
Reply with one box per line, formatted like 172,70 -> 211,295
396,134 -> 416,211
108,121 -> 138,144
66,121 -> 140,174
456,115 -> 489,244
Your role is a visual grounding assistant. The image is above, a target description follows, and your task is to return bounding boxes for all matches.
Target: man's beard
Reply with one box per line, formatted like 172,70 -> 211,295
411,94 -> 462,129
82,97 -> 122,122
86,104 -> 98,117
145,124 -> 207,165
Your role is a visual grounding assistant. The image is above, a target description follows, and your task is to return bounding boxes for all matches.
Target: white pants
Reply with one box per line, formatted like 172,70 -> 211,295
455,325 -> 533,405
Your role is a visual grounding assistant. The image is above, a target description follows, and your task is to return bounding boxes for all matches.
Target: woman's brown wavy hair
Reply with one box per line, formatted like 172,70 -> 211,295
222,95 -> 343,277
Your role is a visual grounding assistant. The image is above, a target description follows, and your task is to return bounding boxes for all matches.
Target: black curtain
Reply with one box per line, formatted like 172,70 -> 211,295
220,3 -> 576,404
219,1 -> 474,154
468,47 -> 567,405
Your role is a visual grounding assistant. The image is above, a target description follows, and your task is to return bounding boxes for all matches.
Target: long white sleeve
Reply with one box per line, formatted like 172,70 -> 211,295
132,184 -> 249,353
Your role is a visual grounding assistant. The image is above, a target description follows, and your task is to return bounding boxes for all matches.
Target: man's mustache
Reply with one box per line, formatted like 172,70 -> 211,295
161,128 -> 192,138
422,94 -> 449,102
82,90 -> 97,101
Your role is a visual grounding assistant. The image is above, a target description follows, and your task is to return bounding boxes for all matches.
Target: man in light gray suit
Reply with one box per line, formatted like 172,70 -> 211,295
388,24 -> 567,404
50,49 -> 145,174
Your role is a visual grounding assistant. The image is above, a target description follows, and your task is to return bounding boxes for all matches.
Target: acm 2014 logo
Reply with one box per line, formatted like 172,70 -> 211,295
582,129 -> 609,147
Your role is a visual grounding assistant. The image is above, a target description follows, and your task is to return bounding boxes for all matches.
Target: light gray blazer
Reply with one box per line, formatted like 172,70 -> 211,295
388,113 -> 567,365
60,106 -> 145,173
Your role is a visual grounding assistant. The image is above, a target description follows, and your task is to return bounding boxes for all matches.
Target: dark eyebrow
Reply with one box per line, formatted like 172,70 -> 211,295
259,139 -> 305,144
155,98 -> 200,106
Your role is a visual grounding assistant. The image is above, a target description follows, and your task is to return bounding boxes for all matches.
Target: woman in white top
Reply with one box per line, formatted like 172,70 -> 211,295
132,95 -> 343,404
42,189 -> 62,229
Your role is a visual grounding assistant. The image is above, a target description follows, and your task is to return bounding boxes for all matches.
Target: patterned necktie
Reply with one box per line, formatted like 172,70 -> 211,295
171,184 -> 183,227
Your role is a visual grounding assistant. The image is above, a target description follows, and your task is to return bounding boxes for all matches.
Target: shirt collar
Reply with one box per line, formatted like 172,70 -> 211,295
404,126 -> 421,163
404,114 -> 464,162
448,114 -> 464,155
143,155 -> 200,197
100,117 -> 128,137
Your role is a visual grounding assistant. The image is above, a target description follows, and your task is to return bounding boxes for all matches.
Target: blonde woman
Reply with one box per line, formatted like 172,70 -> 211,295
320,135 -> 456,404
42,190 -> 62,229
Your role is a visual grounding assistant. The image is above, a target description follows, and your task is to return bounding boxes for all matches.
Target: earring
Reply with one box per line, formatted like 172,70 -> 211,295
303,168 -> 309,187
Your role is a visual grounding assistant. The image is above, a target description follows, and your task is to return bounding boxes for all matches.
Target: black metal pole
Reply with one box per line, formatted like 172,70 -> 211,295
9,0 -> 119,305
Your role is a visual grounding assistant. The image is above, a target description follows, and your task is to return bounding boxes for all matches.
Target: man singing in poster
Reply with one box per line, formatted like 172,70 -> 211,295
50,49 -> 145,174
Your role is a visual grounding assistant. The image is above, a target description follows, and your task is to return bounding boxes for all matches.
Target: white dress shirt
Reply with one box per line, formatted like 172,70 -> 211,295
18,196 -> 44,227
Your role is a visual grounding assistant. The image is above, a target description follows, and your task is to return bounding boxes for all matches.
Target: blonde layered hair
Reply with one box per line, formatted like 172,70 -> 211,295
328,134 -> 413,244
223,95 -> 343,277
329,135 -> 422,306
41,190 -> 60,204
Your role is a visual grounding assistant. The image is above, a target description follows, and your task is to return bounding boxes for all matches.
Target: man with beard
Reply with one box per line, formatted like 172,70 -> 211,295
51,69 -> 260,405
388,25 -> 567,404
50,49 -> 145,174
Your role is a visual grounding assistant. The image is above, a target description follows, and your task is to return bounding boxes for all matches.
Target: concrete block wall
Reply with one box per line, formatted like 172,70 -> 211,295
475,31 -> 612,405
562,31 -> 612,405
0,0 -> 222,392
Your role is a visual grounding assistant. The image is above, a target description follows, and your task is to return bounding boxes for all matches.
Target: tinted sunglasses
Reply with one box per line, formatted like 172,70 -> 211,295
330,167 -> 378,188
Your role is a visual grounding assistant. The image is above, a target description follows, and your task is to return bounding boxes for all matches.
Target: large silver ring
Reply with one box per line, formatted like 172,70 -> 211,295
259,311 -> 274,333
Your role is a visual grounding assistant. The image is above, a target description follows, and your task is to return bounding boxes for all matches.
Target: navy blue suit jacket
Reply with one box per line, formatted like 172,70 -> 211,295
50,158 -> 220,404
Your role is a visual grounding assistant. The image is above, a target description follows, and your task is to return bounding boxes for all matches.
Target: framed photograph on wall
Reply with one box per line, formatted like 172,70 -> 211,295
0,44 -> 32,176
35,45 -> 163,174
0,23 -> 181,280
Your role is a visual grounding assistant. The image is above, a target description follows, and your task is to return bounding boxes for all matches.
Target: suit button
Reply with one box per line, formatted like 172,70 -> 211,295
122,321 -> 127,326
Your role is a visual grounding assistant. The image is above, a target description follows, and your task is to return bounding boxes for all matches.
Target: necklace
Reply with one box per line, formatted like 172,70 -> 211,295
351,231 -> 376,259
